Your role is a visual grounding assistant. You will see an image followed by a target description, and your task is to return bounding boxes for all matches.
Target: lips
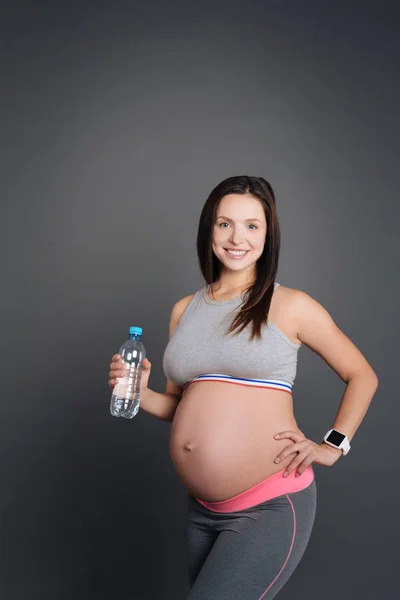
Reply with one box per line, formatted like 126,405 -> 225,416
224,249 -> 249,252
224,248 -> 249,259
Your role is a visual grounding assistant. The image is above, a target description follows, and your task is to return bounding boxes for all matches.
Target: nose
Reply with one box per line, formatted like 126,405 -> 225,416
228,231 -> 246,245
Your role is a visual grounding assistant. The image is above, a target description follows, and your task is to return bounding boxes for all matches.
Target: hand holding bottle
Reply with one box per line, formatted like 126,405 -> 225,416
108,354 -> 152,391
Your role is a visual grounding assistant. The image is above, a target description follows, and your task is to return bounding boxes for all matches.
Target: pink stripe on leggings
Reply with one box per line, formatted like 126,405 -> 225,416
257,493 -> 296,600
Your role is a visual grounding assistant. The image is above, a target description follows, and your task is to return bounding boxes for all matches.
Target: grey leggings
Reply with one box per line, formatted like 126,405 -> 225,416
185,479 -> 317,600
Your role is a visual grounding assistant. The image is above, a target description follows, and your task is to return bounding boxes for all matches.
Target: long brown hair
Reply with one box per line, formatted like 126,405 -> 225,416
196,175 -> 280,342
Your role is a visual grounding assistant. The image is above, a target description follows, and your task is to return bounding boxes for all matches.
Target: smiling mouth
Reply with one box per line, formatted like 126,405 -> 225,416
224,248 -> 249,258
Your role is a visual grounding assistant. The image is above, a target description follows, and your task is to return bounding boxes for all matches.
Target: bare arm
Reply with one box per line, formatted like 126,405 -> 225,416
295,289 -> 379,443
138,294 -> 193,422
139,388 -> 180,422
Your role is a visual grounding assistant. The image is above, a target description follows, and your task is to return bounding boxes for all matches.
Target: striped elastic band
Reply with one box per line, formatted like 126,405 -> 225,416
182,373 -> 293,394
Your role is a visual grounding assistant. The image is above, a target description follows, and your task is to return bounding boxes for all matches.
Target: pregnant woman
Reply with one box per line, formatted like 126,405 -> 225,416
108,175 -> 378,600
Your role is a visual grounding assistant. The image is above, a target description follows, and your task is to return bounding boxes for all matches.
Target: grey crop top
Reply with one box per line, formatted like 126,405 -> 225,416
162,282 -> 302,391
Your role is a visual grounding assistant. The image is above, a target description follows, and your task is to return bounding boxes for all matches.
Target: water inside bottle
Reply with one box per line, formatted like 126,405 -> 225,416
110,394 -> 140,418
110,362 -> 141,418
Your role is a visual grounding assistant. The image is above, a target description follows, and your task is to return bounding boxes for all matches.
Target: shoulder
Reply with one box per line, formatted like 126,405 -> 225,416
284,285 -> 378,383
286,284 -> 352,353
280,285 -> 332,332
273,283 -> 334,343
277,284 -> 323,309
278,284 -> 338,349
168,291 -> 198,338
172,292 -> 197,314
271,284 -> 302,343
273,283 -> 300,319
170,291 -> 198,325
288,286 -> 332,325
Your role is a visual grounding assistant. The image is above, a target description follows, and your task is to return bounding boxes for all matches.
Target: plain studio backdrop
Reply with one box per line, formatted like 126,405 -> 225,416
1,1 -> 398,598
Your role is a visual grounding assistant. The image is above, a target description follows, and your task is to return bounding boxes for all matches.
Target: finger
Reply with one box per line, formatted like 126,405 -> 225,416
112,354 -> 121,361
274,440 -> 309,463
274,430 -> 304,442
283,450 -> 310,477
295,455 -> 314,477
109,359 -> 125,370
109,368 -> 126,379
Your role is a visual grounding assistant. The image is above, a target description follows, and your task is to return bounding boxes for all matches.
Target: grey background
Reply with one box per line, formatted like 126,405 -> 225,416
1,1 -> 398,598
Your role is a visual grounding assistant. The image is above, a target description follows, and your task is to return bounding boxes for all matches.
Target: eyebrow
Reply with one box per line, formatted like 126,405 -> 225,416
216,215 -> 262,223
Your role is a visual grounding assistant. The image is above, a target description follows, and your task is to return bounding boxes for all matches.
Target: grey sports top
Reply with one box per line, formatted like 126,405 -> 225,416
162,282 -> 302,395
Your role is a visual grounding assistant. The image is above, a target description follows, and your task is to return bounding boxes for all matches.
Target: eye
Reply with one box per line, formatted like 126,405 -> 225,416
218,223 -> 258,229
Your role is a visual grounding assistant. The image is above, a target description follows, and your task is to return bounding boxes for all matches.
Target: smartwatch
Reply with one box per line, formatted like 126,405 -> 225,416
323,429 -> 351,456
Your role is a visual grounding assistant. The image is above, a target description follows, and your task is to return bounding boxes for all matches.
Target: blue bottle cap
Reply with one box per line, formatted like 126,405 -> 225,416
129,326 -> 143,335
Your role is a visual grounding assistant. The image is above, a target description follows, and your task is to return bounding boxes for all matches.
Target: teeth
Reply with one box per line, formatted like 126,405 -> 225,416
227,250 -> 247,255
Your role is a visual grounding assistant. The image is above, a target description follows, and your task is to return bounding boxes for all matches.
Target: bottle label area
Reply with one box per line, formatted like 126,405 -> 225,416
114,363 -> 140,400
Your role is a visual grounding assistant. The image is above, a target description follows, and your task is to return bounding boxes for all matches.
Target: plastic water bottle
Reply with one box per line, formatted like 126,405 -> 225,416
110,326 -> 146,419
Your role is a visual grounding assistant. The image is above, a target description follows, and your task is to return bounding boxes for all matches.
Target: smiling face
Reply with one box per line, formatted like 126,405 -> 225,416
212,193 -> 267,274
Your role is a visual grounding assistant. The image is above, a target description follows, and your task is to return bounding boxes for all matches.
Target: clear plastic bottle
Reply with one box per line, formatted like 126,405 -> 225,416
110,326 -> 146,419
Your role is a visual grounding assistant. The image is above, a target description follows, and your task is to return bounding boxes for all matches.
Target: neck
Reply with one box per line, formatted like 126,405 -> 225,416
210,275 -> 255,295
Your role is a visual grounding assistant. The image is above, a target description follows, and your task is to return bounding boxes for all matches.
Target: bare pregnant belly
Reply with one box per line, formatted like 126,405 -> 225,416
169,381 -> 302,502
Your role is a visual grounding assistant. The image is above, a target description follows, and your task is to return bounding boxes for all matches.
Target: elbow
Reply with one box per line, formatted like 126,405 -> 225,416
365,370 -> 379,389
369,369 -> 379,387
349,369 -> 379,388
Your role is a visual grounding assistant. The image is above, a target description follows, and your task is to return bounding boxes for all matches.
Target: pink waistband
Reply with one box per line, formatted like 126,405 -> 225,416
195,465 -> 315,513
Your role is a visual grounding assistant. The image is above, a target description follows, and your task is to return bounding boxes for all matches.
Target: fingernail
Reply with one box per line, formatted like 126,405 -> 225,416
295,472 -> 301,477
274,458 -> 280,463
283,471 -> 288,477
274,434 -> 280,439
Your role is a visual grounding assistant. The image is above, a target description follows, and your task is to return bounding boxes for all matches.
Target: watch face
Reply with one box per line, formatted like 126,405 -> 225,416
327,430 -> 346,446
